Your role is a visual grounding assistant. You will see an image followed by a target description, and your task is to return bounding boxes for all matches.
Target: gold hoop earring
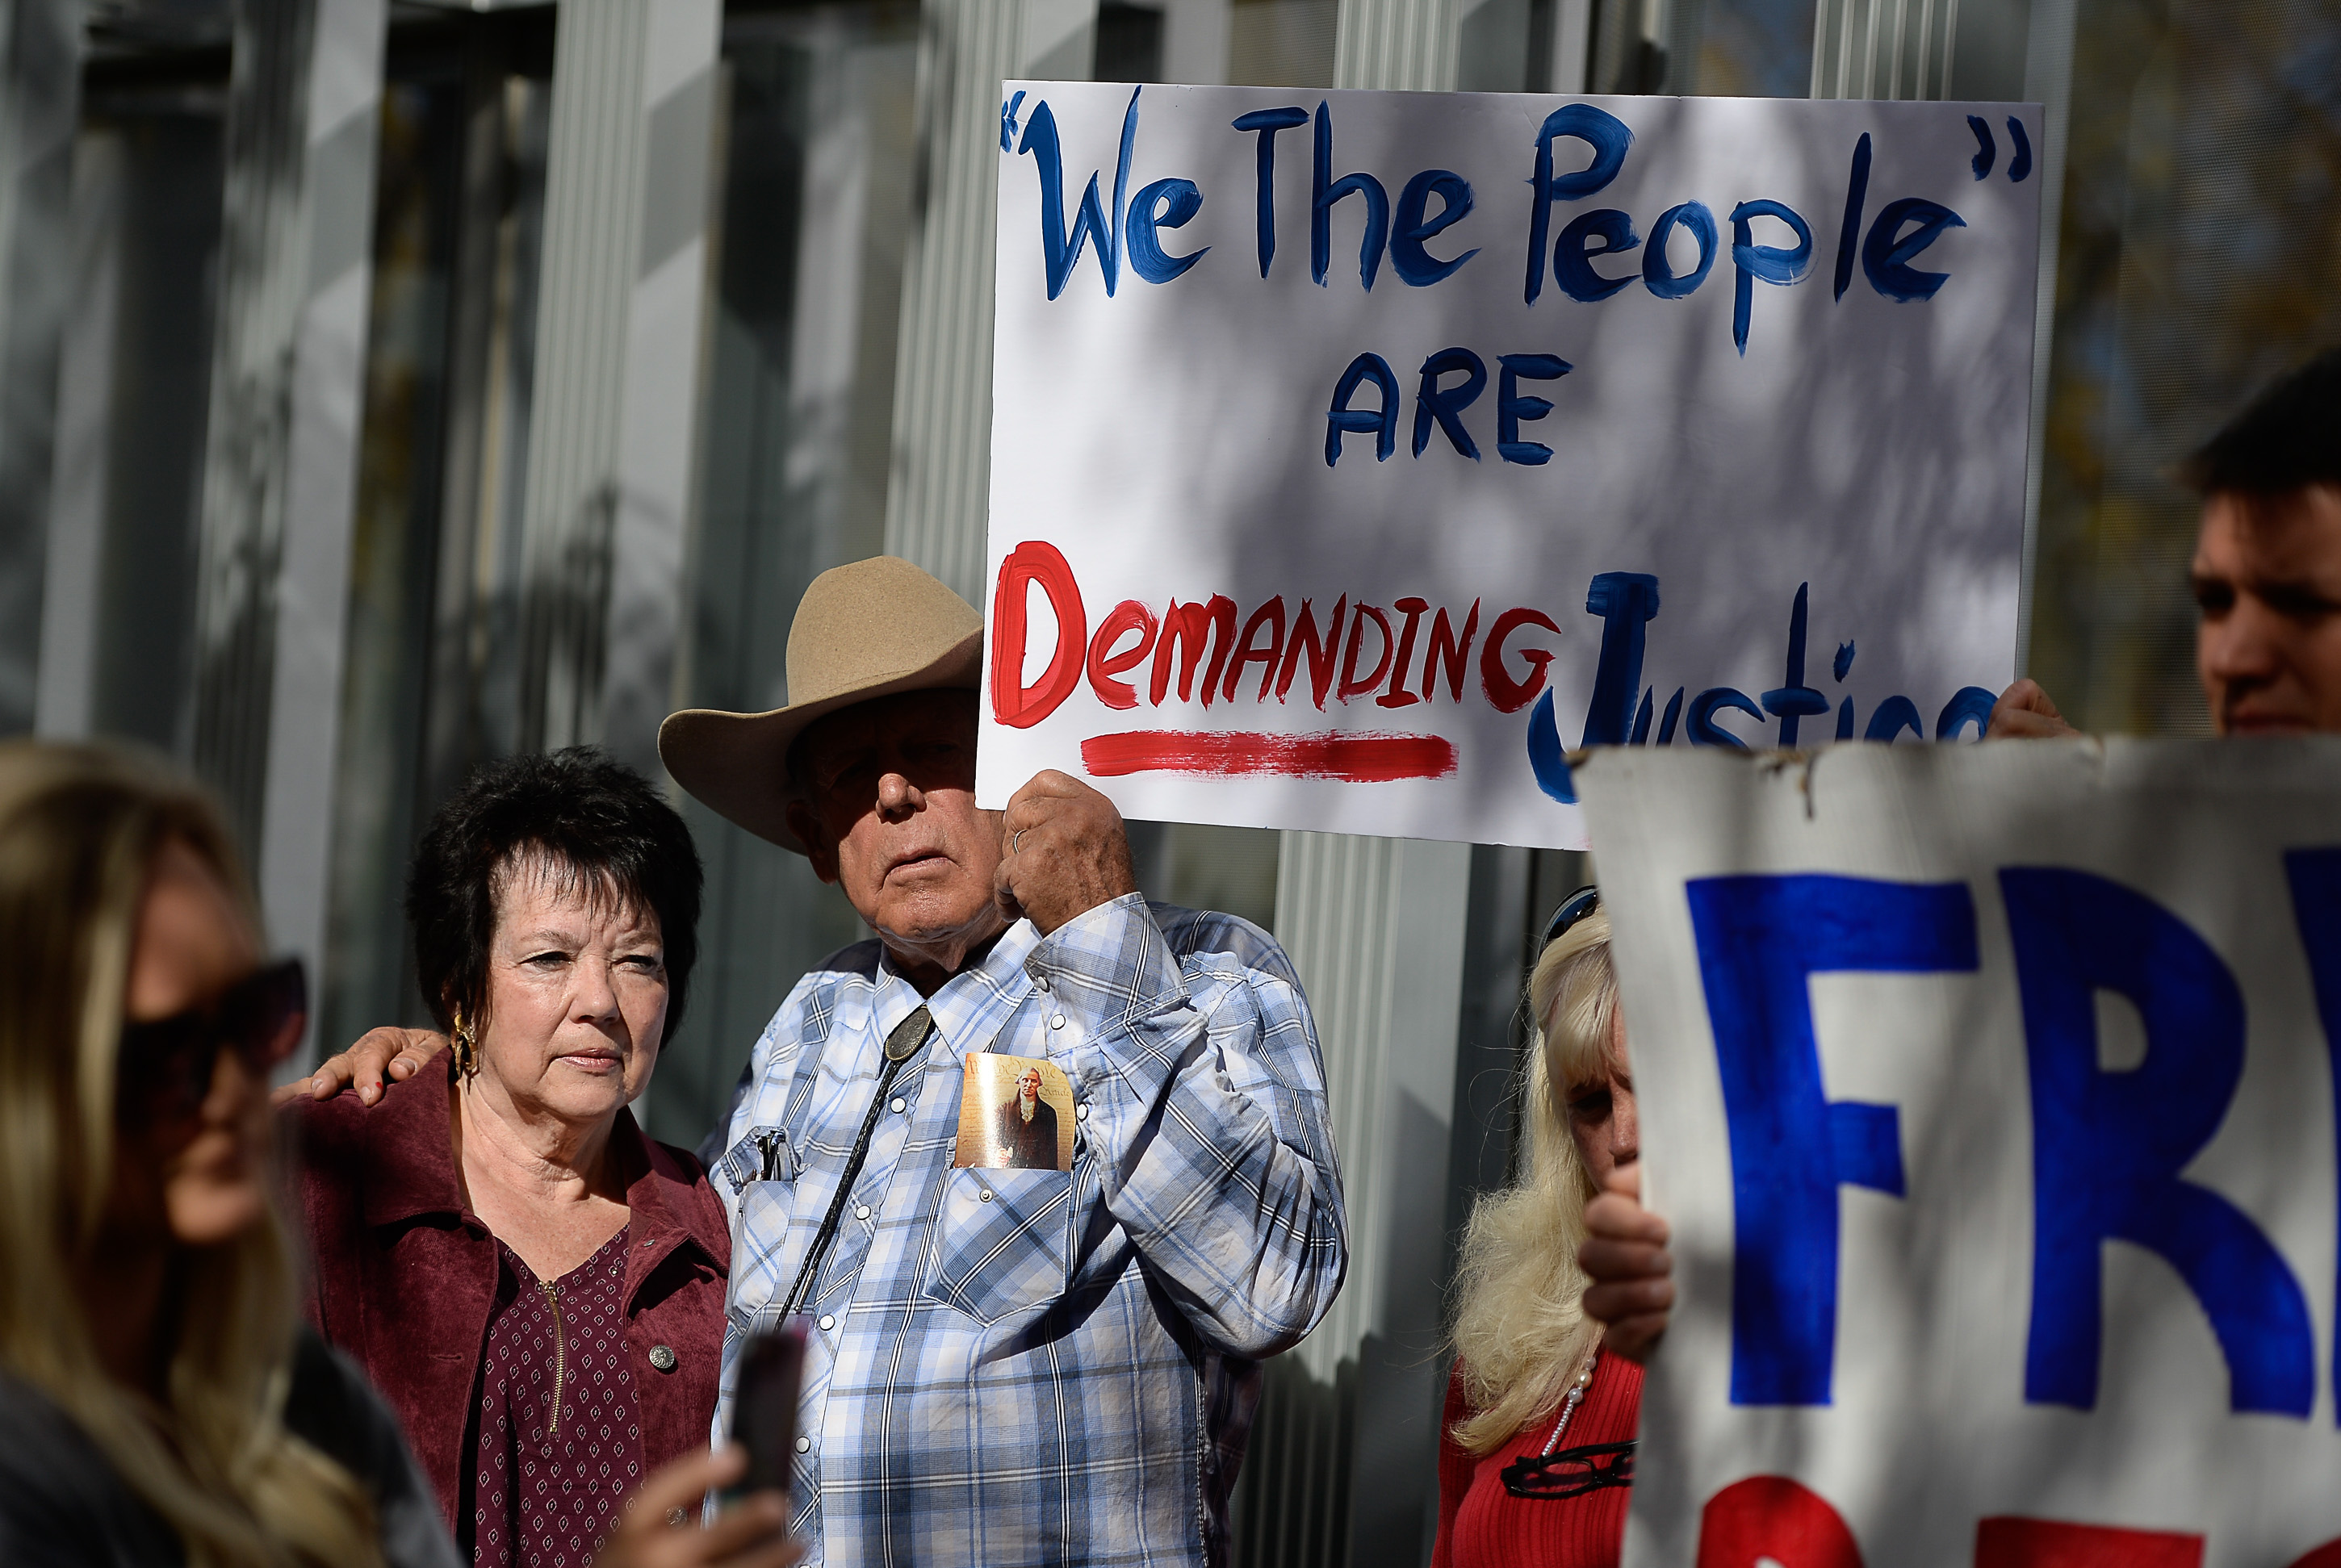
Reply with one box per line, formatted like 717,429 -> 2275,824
450,1008 -> 478,1081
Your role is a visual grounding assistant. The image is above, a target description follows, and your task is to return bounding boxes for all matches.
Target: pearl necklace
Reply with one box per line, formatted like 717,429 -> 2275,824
1539,1346 -> 1602,1456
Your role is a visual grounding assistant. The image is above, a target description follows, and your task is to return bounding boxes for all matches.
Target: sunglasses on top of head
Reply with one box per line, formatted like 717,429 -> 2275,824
116,957 -> 308,1131
1540,885 -> 1602,949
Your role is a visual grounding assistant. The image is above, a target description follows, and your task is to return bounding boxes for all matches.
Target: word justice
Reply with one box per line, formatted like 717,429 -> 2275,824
1525,574 -> 1998,802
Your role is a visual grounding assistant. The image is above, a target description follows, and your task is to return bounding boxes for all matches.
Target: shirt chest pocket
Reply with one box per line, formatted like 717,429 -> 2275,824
919,1166 -> 1075,1327
722,1127 -> 805,1321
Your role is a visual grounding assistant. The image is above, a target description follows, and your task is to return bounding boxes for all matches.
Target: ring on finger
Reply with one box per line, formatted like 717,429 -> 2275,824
1012,829 -> 1026,853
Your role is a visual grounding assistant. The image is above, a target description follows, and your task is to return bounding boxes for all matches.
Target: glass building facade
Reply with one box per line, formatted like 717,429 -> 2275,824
10,0 -> 2338,1560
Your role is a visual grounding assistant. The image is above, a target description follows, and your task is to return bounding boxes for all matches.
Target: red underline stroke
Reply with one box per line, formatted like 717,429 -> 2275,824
1080,730 -> 1458,783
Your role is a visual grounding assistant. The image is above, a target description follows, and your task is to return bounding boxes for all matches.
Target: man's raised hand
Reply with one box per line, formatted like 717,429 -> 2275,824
992,770 -> 1140,938
270,1026 -> 449,1108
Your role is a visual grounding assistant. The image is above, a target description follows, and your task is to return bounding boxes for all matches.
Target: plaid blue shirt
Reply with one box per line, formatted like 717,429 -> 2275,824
707,894 -> 1346,1566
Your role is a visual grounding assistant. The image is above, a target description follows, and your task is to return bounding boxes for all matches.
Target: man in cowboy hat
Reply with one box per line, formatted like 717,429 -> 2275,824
294,555 -> 1348,1567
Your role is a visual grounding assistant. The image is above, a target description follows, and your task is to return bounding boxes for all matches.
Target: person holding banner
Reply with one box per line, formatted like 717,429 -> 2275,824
1584,346 -> 2341,1365
1435,890 -> 1647,1568
289,557 -> 1347,1568
1991,347 -> 2341,742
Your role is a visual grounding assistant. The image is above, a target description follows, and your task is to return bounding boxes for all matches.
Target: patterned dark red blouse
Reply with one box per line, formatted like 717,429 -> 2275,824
473,1231 -> 644,1568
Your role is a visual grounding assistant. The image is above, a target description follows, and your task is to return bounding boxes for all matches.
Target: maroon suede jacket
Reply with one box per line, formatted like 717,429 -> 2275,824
288,1072 -> 730,1541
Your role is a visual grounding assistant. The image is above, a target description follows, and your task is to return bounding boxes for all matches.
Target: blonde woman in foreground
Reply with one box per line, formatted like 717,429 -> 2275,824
0,741 -> 452,1568
0,742 -> 788,1568
1434,891 -> 1672,1568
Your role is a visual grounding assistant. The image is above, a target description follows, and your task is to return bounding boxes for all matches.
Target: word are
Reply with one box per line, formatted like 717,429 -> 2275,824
1325,347 -> 1571,466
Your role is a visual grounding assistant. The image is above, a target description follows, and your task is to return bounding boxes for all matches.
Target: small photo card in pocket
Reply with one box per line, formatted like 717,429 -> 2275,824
955,1052 -> 1075,1172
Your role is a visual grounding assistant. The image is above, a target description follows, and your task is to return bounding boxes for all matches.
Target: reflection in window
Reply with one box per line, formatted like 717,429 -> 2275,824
1098,2 -> 1169,82
2032,0 -> 2341,734
1591,0 -> 1819,96
654,2 -> 919,1147
323,13 -> 555,1053
52,53 -> 228,754
1230,0 -> 1337,87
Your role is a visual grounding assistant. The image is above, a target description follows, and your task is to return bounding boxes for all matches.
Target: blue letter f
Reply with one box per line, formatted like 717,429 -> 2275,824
1686,874 -> 1979,1405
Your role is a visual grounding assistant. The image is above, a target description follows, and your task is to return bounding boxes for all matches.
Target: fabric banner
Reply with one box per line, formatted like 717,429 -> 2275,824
981,83 -> 2045,847
1574,739 -> 2341,1566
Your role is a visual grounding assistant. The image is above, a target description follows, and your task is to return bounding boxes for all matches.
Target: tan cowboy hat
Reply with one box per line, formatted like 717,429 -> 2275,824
658,556 -> 982,853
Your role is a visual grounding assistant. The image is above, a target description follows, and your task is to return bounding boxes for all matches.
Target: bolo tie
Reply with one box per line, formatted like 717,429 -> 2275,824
775,1004 -> 936,1322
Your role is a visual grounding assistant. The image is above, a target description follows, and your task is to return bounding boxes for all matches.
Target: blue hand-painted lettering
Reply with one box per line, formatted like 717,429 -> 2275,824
1016,89 -> 1141,299
1522,575 -> 2003,788
1686,874 -> 1979,1404
2004,868 -> 2315,1416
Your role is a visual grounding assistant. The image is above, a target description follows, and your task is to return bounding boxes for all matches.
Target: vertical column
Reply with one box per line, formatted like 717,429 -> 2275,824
605,0 -> 722,782
1274,827 -> 1475,1568
882,0 -> 1098,602
1160,0 -> 1232,84
0,0 -> 86,732
187,0 -> 386,1013
2016,0 -> 2078,674
1276,832 -> 1472,1387
1275,10 -> 1466,1566
258,0 -> 388,1053
515,0 -> 720,767
1550,0 -> 1594,90
1334,0 -> 1458,90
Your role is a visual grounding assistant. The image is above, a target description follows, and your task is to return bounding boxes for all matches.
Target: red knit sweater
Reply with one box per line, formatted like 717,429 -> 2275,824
1431,1353 -> 1644,1568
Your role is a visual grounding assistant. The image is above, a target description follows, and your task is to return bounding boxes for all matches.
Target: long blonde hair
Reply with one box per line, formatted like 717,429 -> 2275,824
0,740 -> 383,1568
1446,908 -> 1619,1454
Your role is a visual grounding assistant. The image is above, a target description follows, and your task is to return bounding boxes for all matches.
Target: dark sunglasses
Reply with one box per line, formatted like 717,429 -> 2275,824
116,957 -> 307,1129
1501,1438 -> 1635,1500
1540,884 -> 1602,949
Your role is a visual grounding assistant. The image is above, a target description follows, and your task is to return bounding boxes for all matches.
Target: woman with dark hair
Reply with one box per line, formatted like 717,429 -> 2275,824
0,738 -> 457,1568
291,748 -> 789,1568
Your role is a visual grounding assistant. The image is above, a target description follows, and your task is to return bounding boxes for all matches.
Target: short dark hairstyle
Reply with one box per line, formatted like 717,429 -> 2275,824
406,747 -> 702,1048
2181,349 -> 2341,499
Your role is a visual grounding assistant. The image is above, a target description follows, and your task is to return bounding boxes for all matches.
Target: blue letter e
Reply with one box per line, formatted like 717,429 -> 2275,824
1687,874 -> 1979,1405
2004,868 -> 2313,1416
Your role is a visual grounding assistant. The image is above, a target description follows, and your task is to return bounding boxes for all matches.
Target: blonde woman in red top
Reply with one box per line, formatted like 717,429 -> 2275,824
1434,890 -> 1670,1568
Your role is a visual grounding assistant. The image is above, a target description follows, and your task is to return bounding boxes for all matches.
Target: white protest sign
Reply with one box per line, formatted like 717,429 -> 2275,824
980,84 -> 2044,848
1573,741 -> 2341,1567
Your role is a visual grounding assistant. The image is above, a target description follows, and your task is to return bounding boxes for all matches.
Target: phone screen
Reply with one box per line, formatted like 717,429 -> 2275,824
729,1325 -> 806,1497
